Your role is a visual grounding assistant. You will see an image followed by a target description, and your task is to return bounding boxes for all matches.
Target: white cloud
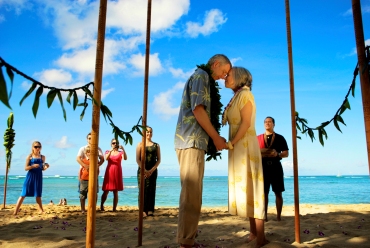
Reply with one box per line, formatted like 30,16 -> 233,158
230,57 -> 242,66
186,9 -> 227,38
343,5 -> 370,16
34,69 -> 72,87
362,5 -> 370,13
347,39 -> 370,56
34,0 -> 189,80
343,8 -> 352,16
0,0 -> 30,15
169,67 -> 195,79
32,69 -> 114,100
106,0 -> 190,34
129,53 -> 163,76
55,39 -> 126,76
55,47 -> 97,75
54,136 -> 73,149
152,82 -> 184,120
101,87 -> 115,99
42,0 -> 99,50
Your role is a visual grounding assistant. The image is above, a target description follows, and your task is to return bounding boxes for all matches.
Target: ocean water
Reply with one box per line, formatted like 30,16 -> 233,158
0,175 -> 369,207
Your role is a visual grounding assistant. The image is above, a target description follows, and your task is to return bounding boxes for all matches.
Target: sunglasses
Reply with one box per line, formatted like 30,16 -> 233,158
112,142 -> 117,145
34,146 -> 41,149
88,137 -> 92,140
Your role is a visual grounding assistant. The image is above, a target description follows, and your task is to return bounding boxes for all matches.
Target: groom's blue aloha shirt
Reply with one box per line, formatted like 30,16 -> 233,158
174,68 -> 211,152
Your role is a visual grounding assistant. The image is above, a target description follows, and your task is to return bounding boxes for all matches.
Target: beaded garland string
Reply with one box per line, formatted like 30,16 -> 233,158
221,86 -> 249,126
196,64 -> 223,161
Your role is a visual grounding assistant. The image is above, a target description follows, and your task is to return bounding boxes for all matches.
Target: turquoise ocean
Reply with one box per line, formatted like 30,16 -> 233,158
0,175 -> 369,207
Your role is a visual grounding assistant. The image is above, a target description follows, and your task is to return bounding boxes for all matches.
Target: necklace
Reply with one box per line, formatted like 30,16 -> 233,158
222,86 -> 249,126
264,133 -> 275,148
196,64 -> 222,161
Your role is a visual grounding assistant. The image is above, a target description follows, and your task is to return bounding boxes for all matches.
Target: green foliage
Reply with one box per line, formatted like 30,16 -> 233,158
3,112 -> 15,169
296,45 -> 370,146
197,64 -> 223,161
0,57 -> 143,146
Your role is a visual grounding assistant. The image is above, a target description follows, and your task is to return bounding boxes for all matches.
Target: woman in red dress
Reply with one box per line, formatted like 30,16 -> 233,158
100,139 -> 127,211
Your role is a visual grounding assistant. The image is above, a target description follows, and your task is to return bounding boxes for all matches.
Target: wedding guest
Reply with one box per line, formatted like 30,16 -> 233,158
76,132 -> 104,193
174,54 -> 230,248
136,126 -> 161,217
79,146 -> 101,213
14,141 -> 50,215
101,139 -> 127,211
223,67 -> 268,248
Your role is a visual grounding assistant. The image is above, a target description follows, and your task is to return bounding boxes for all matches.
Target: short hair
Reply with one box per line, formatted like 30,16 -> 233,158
84,145 -> 91,153
265,116 -> 275,124
231,66 -> 253,90
86,133 -> 91,139
207,54 -> 231,67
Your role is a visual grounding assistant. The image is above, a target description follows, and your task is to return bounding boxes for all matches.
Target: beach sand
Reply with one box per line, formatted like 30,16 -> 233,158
0,204 -> 369,247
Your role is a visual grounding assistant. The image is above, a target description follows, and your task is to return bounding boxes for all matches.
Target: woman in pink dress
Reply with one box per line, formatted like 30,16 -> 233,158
100,138 -> 127,211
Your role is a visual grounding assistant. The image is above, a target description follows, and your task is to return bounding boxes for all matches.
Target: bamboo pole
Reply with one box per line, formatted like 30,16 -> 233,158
352,0 -> 370,175
2,164 -> 9,209
284,0 -> 301,243
86,0 -> 108,247
138,0 -> 152,245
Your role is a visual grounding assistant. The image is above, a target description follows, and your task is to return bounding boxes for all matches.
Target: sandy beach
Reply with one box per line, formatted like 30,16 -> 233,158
0,204 -> 369,248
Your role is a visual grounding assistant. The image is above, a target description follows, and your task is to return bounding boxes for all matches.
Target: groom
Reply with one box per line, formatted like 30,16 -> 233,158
174,54 -> 231,248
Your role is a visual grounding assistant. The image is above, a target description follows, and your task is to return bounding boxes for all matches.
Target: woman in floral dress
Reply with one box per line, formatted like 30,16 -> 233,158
223,67 -> 268,247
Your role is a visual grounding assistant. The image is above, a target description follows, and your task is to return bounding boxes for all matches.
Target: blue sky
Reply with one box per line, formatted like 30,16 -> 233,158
0,0 -> 370,177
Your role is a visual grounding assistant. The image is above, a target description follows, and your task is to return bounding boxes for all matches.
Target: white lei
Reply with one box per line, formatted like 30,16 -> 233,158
221,86 -> 250,126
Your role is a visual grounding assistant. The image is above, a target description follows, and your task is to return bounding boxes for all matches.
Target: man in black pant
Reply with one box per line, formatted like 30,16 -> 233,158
257,116 -> 289,221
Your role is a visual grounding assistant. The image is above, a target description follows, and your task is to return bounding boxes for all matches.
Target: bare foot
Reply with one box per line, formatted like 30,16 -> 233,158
276,217 -> 281,221
193,242 -> 202,247
180,244 -> 192,248
255,238 -> 270,248
247,233 -> 257,243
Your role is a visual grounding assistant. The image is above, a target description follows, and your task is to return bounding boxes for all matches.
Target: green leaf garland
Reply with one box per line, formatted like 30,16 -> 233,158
196,64 -> 223,161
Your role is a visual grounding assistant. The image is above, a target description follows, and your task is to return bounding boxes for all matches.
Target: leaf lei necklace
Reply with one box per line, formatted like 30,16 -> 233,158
222,86 -> 250,126
196,64 -> 223,161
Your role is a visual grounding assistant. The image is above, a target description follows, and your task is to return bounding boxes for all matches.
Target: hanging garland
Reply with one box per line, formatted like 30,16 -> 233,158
196,64 -> 223,161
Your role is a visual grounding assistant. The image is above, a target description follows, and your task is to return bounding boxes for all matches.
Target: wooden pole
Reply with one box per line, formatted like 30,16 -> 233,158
86,0 -> 108,247
2,164 -> 9,209
138,0 -> 152,246
284,0 -> 301,243
352,0 -> 370,175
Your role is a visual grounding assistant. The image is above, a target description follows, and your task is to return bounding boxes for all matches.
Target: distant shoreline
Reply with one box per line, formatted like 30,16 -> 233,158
2,174 -> 369,177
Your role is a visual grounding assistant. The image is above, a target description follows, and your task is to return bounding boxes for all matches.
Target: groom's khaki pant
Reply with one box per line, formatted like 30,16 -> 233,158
176,148 -> 205,246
